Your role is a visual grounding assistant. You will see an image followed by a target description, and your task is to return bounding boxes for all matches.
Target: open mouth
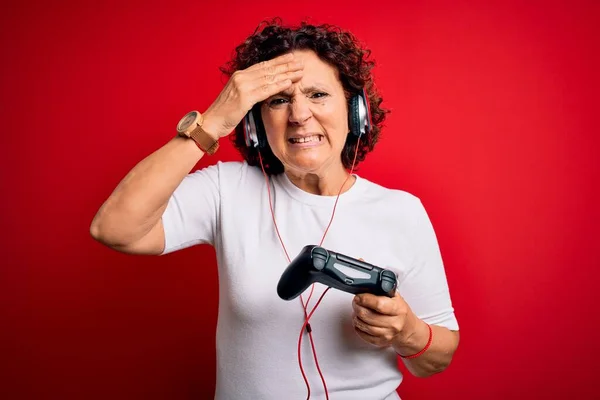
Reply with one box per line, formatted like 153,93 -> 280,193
288,135 -> 324,144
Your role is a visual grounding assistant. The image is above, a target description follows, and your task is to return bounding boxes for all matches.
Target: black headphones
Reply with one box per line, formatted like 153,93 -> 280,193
243,88 -> 372,148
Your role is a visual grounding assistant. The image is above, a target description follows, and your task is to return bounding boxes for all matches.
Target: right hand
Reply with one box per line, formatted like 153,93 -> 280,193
201,52 -> 304,139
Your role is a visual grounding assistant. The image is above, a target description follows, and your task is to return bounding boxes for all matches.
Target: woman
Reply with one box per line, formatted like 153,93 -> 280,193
90,19 -> 460,400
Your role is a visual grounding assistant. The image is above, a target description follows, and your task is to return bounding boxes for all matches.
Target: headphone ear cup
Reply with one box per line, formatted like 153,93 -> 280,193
252,105 -> 267,149
243,112 -> 255,148
349,88 -> 372,138
243,106 -> 267,149
349,94 -> 361,138
361,87 -> 372,135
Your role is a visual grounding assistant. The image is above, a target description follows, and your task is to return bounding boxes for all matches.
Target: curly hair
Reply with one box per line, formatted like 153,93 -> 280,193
220,18 -> 389,175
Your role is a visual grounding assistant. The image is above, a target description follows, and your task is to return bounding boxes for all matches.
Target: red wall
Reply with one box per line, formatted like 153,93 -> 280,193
1,0 -> 598,398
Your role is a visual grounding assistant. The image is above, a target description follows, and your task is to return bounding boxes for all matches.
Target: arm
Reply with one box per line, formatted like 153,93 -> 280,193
90,53 -> 304,255
89,135 -> 207,255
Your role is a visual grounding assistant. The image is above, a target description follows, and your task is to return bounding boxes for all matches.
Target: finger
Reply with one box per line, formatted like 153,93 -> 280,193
258,69 -> 303,87
251,58 -> 304,79
246,52 -> 296,72
352,305 -> 396,328
353,315 -> 382,336
250,75 -> 297,103
353,324 -> 387,347
355,292 -> 402,316
245,61 -> 303,90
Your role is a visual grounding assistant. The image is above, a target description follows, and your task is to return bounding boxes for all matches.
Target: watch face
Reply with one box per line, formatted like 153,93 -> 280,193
177,111 -> 199,132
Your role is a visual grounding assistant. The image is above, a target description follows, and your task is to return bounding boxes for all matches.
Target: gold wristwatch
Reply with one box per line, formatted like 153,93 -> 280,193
176,110 -> 220,155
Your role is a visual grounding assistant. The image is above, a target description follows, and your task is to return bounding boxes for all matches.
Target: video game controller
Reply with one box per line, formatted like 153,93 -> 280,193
277,245 -> 398,300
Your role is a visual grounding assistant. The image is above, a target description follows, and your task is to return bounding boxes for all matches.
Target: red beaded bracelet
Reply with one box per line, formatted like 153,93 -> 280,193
400,323 -> 433,359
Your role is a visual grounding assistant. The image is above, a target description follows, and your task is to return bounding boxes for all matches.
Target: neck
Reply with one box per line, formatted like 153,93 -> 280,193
284,164 -> 355,196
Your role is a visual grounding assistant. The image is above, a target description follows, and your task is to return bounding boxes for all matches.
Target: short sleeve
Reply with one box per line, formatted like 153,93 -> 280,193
398,199 -> 459,331
160,162 -> 221,255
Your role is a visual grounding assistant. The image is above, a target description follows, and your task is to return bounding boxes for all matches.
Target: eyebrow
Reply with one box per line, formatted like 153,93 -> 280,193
279,84 -> 331,97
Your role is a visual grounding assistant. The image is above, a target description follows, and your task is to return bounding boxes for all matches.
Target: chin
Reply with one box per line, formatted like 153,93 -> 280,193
285,153 -> 327,174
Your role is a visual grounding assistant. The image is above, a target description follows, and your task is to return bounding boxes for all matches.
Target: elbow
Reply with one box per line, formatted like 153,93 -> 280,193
90,216 -> 113,246
89,218 -> 102,241
89,215 -> 125,248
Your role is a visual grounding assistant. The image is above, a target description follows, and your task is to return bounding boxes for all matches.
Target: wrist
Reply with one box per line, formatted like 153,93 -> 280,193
393,316 -> 430,357
201,110 -> 229,139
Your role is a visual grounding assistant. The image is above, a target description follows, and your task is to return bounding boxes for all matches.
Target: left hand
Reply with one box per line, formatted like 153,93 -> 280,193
351,291 -> 418,349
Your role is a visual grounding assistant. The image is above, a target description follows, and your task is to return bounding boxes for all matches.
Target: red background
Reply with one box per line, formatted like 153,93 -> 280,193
1,0 -> 598,398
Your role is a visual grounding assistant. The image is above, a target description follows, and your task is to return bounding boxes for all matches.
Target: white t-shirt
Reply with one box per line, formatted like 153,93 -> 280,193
161,160 -> 459,400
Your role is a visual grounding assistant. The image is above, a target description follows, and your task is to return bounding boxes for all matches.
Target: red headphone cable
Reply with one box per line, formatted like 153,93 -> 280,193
258,139 -> 361,400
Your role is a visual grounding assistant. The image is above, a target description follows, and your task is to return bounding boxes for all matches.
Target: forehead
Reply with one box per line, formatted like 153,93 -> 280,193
289,49 -> 341,88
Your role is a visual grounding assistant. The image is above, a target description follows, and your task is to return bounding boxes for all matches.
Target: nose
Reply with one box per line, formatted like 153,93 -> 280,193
288,98 -> 312,126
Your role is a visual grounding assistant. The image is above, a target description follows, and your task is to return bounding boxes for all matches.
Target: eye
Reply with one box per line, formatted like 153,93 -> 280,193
268,98 -> 288,107
311,92 -> 329,99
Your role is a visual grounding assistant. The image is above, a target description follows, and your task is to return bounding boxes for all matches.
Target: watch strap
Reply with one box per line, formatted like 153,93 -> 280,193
189,125 -> 219,155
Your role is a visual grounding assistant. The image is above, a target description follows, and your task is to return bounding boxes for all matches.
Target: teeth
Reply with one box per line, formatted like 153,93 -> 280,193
290,135 -> 322,144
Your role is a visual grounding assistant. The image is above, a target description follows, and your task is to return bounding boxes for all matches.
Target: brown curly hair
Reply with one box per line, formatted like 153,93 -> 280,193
220,18 -> 389,175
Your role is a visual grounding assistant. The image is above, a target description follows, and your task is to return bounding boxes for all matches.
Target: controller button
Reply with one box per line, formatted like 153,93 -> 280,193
312,247 -> 329,258
311,247 -> 329,270
382,270 -> 396,279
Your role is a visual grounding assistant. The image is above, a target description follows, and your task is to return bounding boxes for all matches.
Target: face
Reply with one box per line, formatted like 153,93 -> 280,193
260,49 -> 349,177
